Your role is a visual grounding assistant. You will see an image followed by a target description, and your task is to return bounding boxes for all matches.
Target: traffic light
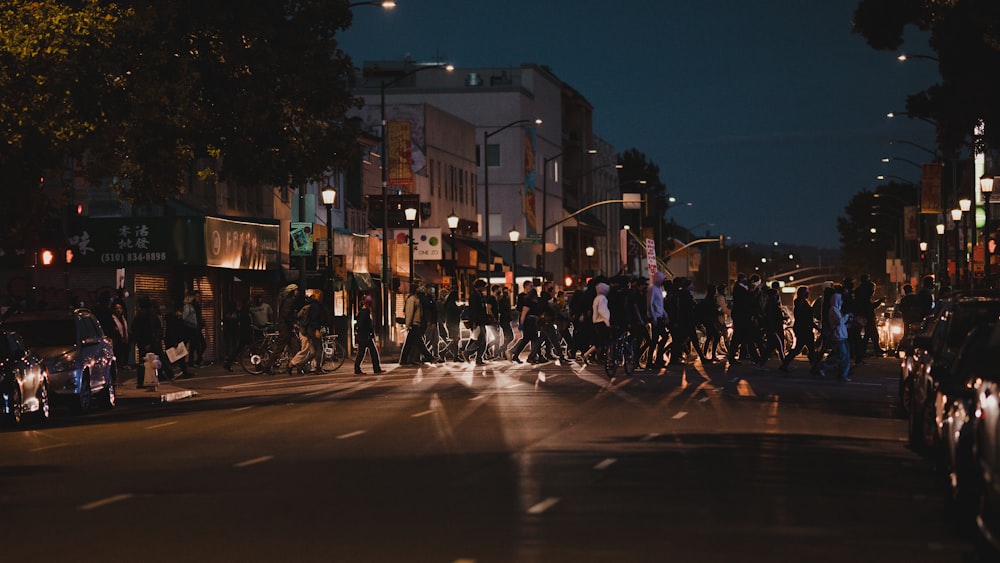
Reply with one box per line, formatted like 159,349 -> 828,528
40,249 -> 55,266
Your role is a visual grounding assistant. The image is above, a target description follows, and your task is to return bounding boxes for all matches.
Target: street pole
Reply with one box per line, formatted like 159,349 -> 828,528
483,119 -> 541,282
322,186 -> 336,310
984,177 -> 994,288
405,206 -> 417,289
540,153 -> 561,282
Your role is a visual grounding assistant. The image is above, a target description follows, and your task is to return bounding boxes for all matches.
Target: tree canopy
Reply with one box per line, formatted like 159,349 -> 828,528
0,0 -> 362,235
853,0 -> 1000,155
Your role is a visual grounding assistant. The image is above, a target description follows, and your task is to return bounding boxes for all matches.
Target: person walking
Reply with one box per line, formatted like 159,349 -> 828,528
399,285 -> 435,365
442,289 -> 462,361
222,298 -> 253,372
289,290 -> 323,374
182,291 -> 209,366
781,286 -> 820,373
756,281 -> 787,370
819,290 -> 852,382
354,295 -> 382,375
697,284 -> 723,363
727,273 -> 754,366
467,279 -> 490,365
166,301 -> 194,379
249,294 -> 274,329
582,282 -> 611,365
647,272 -> 669,369
509,280 -> 541,363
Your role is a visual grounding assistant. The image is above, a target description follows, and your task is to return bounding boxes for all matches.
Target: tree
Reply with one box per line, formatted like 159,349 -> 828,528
853,0 -> 1000,155
0,0 -> 362,238
837,181 -> 917,280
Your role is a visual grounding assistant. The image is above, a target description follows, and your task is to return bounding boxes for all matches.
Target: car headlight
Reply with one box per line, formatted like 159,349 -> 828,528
891,324 -> 903,336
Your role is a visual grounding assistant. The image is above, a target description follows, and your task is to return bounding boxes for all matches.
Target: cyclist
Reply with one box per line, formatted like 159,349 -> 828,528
265,284 -> 301,375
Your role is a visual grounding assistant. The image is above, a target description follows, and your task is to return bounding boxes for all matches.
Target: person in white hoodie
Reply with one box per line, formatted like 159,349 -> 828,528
582,282 -> 611,364
819,290 -> 852,382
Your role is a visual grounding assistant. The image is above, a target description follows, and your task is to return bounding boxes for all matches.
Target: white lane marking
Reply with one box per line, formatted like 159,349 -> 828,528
672,411 -> 688,420
699,396 -> 711,402
594,458 -> 617,470
232,406 -> 254,412
503,382 -> 523,389
640,433 -> 659,442
79,493 -> 133,511
29,443 -> 69,452
470,394 -> 488,401
145,421 -> 178,430
234,456 -> 274,468
337,430 -> 367,440
411,409 -> 434,418
527,497 -> 561,514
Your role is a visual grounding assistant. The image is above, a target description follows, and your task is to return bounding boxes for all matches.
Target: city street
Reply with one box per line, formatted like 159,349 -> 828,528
0,354 -> 977,562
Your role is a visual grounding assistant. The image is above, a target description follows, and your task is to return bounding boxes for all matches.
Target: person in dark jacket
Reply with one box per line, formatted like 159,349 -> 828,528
222,298 -> 253,372
165,301 -> 194,379
354,295 -> 382,375
781,286 -> 820,373
466,279 -> 489,365
266,284 -> 301,374
442,289 -> 462,361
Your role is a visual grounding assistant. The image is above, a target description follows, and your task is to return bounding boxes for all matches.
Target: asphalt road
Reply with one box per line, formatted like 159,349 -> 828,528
0,354 -> 981,562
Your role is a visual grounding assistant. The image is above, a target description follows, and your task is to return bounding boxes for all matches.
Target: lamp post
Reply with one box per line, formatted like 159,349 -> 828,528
540,152 -> 562,282
936,222 -> 946,277
350,1 -> 396,7
585,246 -> 595,277
981,175 -> 994,288
952,208 -> 963,285
482,118 -> 541,281
404,206 -> 417,289
509,227 -> 520,287
321,185 -> 337,306
919,240 -> 928,272
961,198 -> 973,289
447,210 -> 460,295
379,62 -> 453,340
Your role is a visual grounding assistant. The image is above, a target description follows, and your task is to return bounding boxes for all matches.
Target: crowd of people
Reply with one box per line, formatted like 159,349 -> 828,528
390,269 -> 907,381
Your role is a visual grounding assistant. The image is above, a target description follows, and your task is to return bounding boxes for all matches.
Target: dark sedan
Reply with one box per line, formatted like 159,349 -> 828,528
0,329 -> 50,425
1,309 -> 117,413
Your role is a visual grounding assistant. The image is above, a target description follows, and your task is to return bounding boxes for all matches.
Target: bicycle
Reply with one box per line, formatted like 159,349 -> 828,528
319,327 -> 346,372
605,326 -> 637,378
239,326 -> 282,375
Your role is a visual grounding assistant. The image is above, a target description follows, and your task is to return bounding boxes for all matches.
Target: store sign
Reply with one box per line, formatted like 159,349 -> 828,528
290,222 -> 314,257
205,217 -> 279,270
392,228 -> 444,260
66,217 -> 205,266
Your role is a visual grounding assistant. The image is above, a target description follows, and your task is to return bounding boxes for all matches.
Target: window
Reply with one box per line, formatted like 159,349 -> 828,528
486,144 -> 500,167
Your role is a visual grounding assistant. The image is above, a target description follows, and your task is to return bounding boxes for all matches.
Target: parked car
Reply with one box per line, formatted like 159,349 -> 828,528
907,295 -> 1000,452
1,309 -> 117,413
968,321 -> 1000,553
935,322 -> 997,524
0,329 -> 50,425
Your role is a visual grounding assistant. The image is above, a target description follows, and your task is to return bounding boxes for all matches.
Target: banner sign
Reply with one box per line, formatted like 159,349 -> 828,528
921,163 -> 942,214
290,222 -> 314,257
205,217 -> 279,270
646,238 -> 657,276
393,228 -> 444,260
387,120 -> 414,186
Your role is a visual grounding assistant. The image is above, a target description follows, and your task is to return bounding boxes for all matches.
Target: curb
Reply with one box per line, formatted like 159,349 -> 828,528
160,389 -> 198,403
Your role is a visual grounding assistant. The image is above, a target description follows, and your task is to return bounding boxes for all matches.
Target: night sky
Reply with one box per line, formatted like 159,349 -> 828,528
339,0 -> 940,250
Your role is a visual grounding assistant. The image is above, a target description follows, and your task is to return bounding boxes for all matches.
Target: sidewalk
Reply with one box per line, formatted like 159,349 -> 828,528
115,365 -> 201,403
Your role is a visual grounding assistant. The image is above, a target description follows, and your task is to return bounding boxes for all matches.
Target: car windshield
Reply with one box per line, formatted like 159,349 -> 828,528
2,319 -> 76,348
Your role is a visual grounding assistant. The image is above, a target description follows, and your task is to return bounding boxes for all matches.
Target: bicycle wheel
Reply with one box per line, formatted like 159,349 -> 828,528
239,344 -> 266,374
605,345 -> 619,378
623,337 -> 636,376
321,339 -> 346,371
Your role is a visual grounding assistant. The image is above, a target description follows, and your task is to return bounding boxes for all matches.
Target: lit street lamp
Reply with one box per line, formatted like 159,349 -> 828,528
349,1 -> 396,7
321,185 -> 337,302
982,175 -> 995,287
405,206 -> 417,288
509,227 -> 520,286
961,198 -> 972,289
483,118 -> 542,279
952,208 -> 964,284
447,210 -> 460,295
585,245 -> 595,276
937,222 -> 946,276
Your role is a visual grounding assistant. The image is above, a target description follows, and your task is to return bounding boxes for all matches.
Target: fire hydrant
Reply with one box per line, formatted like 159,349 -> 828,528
143,352 -> 162,390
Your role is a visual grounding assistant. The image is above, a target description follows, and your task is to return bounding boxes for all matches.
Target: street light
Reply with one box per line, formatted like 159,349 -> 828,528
585,246 -> 595,276
881,156 -> 923,169
482,118 -> 542,280
379,62 -> 453,338
321,185 -> 337,302
981,175 -> 994,287
509,227 -> 520,286
447,210 -> 460,295
405,206 -> 417,288
350,1 -> 396,7
937,222 -> 946,276
952,208 -> 964,284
